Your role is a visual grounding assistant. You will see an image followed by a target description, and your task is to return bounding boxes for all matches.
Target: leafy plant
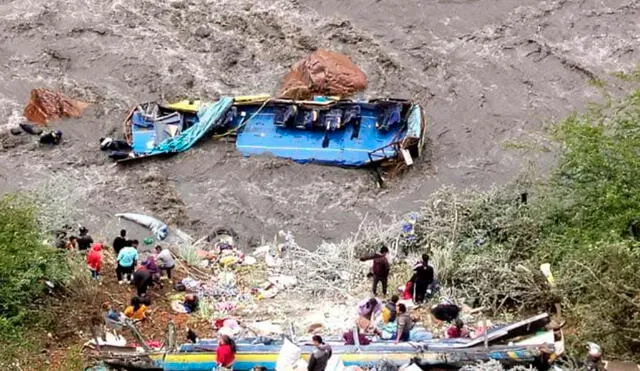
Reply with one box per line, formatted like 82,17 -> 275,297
0,195 -> 71,364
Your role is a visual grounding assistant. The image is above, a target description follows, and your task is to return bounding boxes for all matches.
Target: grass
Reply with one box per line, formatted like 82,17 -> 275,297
611,65 -> 640,82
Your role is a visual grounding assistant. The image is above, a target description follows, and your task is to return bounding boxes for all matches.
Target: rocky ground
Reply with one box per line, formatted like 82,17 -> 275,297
0,0 -> 638,248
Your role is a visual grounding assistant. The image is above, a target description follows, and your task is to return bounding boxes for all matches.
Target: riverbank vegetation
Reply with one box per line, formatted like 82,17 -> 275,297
397,90 -> 640,360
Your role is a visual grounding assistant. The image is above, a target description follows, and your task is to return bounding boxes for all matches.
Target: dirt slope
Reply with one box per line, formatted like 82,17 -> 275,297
0,0 -> 638,247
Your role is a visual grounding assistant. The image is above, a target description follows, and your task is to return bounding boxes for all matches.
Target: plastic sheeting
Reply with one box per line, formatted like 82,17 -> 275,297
150,97 -> 233,154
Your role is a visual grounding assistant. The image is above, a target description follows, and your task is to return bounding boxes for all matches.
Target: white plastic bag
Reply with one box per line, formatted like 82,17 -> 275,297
275,338 -> 301,371
325,355 -> 345,371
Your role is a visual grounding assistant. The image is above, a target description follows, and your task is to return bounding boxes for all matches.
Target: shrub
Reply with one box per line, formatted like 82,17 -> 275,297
0,195 -> 69,341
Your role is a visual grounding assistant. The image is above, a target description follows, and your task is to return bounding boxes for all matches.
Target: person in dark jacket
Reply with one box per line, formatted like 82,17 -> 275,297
411,254 -> 434,303
359,246 -> 390,296
77,226 -> 94,252
100,137 -> 132,151
112,229 -> 128,255
308,335 -> 332,371
132,267 -> 154,297
39,130 -> 63,145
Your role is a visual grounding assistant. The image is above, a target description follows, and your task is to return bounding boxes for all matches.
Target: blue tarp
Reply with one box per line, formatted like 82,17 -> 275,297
149,97 -> 233,155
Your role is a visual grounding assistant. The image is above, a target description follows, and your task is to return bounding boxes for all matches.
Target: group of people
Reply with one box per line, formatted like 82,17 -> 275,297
360,247 -> 435,303
353,245 -> 471,345
351,295 -> 416,344
58,226 -> 179,323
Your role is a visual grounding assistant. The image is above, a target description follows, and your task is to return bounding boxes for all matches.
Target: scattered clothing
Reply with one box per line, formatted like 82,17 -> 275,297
39,130 -> 63,145
379,321 -> 398,340
124,304 -> 147,320
446,325 -> 470,339
343,330 -> 371,345
186,328 -> 199,344
431,303 -> 461,323
86,243 -> 103,279
308,343 -> 332,371
402,281 -> 414,300
100,137 -> 131,151
183,294 -> 199,313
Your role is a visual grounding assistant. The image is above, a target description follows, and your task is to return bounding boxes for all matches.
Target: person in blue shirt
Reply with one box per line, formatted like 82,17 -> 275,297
116,240 -> 139,284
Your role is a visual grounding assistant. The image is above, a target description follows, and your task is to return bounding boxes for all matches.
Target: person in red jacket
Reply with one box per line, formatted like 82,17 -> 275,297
86,243 -> 103,281
216,335 -> 236,371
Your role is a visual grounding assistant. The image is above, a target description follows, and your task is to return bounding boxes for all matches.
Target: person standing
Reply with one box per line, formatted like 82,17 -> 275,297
155,245 -> 176,280
308,335 -> 332,371
412,254 -> 434,303
86,243 -> 103,281
216,335 -> 237,371
77,226 -> 94,253
359,245 -> 390,296
116,240 -> 138,284
112,229 -> 128,256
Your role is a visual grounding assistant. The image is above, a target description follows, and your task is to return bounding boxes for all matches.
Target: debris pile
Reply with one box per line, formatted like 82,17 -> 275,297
23,88 -> 89,125
278,49 -> 368,100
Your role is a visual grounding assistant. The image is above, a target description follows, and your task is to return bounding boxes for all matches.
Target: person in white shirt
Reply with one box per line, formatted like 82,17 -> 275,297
155,245 -> 176,280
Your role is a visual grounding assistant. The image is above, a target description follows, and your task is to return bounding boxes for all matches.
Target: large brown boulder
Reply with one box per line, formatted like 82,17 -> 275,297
23,88 -> 89,125
278,50 -> 368,100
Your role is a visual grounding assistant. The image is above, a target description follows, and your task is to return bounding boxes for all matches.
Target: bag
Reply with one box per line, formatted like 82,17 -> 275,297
275,338 -> 301,371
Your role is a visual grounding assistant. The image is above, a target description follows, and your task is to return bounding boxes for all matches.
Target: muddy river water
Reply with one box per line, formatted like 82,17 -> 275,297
0,0 -> 638,248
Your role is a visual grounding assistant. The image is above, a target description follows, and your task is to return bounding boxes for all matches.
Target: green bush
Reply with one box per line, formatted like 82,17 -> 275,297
0,195 -> 69,342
